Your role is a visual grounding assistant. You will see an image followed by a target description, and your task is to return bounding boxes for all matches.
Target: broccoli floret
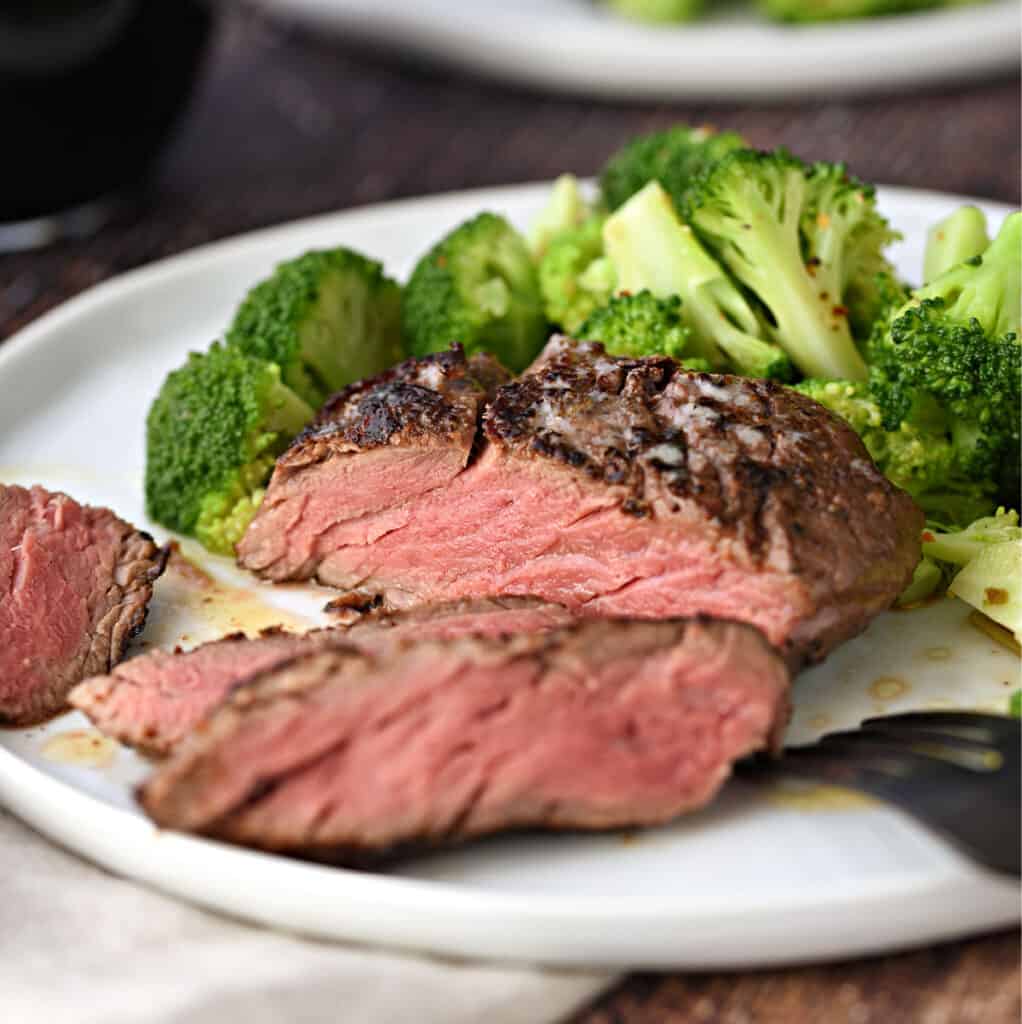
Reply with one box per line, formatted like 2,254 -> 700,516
538,215 -> 617,334
793,378 -> 996,524
226,248 -> 403,409
758,0 -> 936,21
577,291 -> 692,361
600,124 -> 746,214
604,0 -> 702,22
684,150 -> 898,381
146,343 -> 314,555
869,213 -> 1021,507
923,206 -> 990,285
529,174 -> 590,261
603,182 -> 792,379
402,212 -> 547,372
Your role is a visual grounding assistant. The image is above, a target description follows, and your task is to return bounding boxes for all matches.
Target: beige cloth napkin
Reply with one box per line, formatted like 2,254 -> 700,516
0,810 -> 615,1024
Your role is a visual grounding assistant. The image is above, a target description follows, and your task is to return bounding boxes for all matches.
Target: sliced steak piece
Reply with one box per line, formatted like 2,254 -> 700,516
0,484 -> 166,726
69,628 -> 341,755
238,338 -> 922,664
140,618 -> 790,859
71,598 -> 575,755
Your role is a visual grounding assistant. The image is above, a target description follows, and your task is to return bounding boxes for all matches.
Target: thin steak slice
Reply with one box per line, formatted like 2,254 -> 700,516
70,598 -> 573,755
238,339 -> 922,664
140,618 -> 790,859
0,483 -> 166,726
68,628 -> 341,755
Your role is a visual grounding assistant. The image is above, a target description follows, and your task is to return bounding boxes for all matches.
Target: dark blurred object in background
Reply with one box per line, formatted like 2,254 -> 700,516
0,0 -> 212,249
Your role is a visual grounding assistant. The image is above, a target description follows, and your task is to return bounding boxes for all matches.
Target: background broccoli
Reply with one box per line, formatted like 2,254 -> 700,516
538,215 -> 617,334
226,247 -> 403,409
602,181 -> 792,378
402,212 -> 547,372
577,291 -> 712,366
146,343 -> 314,555
757,0 -> 938,21
600,124 -> 747,214
604,0 -> 703,22
684,150 -> 895,381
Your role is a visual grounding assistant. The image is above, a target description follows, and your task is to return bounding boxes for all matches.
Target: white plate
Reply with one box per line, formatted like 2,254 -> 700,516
251,0 -> 1020,100
0,184 -> 1018,968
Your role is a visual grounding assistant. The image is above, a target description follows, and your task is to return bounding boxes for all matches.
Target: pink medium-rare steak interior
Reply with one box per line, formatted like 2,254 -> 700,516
0,483 -> 166,725
71,599 -> 575,755
68,628 -> 342,755
140,618 -> 791,857
239,339 -> 922,663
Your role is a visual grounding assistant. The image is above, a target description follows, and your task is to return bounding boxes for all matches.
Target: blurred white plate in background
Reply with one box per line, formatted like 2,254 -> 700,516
0,184 -> 1018,967
250,0 -> 1020,100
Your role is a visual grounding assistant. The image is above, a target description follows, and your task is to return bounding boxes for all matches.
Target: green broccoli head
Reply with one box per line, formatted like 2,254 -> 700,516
604,0 -> 703,22
577,291 -> 690,361
923,205 -> 990,285
145,343 -> 314,555
868,214 -> 1021,507
538,215 -> 617,334
758,0 -> 936,22
684,149 -> 893,382
600,124 -> 746,214
603,180 -> 790,378
793,378 -> 997,525
226,247 -> 403,409
402,212 -> 547,372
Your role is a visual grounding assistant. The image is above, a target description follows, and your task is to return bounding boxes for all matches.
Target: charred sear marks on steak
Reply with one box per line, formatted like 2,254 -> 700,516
485,336 -> 895,544
301,346 -> 510,451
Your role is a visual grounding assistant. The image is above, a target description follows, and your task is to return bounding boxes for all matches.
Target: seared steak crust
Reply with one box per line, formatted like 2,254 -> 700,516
0,483 -> 167,725
140,617 -> 791,859
298,346 -> 509,455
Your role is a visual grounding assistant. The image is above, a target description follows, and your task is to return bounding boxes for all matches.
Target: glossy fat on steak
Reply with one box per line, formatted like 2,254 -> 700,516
70,598 -> 574,755
139,618 -> 790,858
0,483 -> 166,725
238,339 -> 923,664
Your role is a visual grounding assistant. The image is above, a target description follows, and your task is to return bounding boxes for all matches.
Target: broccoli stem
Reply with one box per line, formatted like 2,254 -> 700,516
923,206 -> 990,285
603,182 -> 789,376
529,174 -> 587,261
912,211 -> 1021,339
692,171 -> 868,381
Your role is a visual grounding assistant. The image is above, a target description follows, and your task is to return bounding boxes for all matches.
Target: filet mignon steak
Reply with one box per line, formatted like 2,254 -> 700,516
140,617 -> 790,859
0,483 -> 166,725
238,339 -> 922,664
71,598 -> 573,754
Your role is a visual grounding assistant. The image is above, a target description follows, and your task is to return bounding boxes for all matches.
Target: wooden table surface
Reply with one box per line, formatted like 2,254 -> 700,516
1,5 -> 1018,1020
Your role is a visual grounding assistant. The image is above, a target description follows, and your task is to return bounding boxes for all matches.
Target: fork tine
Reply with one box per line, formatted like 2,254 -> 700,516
850,722 -> 1009,757
860,711 -> 1020,749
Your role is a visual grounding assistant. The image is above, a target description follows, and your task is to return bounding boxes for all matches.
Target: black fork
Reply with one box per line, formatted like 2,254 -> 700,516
742,712 -> 1021,878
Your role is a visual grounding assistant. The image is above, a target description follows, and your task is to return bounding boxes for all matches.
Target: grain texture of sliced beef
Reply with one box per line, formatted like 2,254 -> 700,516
239,339 -> 922,664
0,484 -> 166,726
70,598 -> 573,755
140,618 -> 790,858
68,628 -> 341,755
